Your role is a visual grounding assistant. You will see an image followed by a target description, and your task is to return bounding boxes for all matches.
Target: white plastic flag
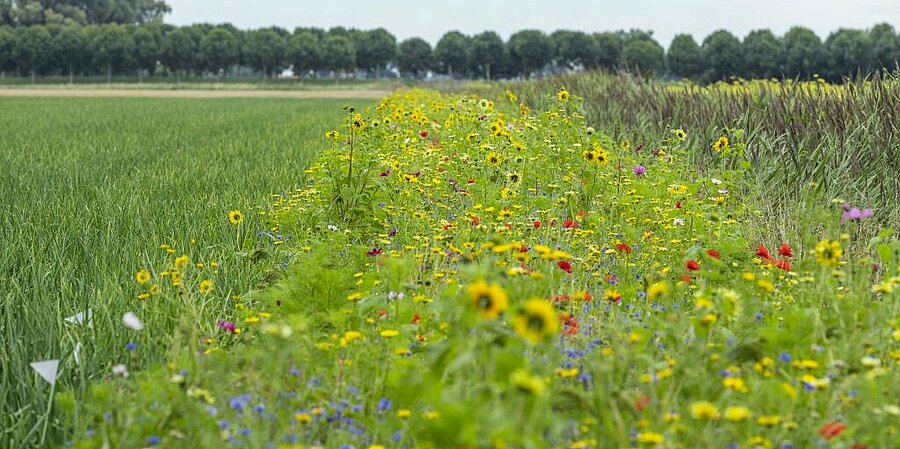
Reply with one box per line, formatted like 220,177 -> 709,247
122,312 -> 143,331
73,342 -> 82,366
30,360 -> 60,385
65,309 -> 93,327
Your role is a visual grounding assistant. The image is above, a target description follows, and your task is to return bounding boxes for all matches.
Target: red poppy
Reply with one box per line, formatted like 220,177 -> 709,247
376,310 -> 387,318
533,220 -> 542,229
681,274 -> 693,284
552,295 -> 571,303
706,249 -> 720,259
675,200 -> 682,209
419,130 -> 428,138
634,395 -> 651,412
557,260 -> 573,273
467,178 -> 475,184
756,245 -> 774,261
580,291 -> 593,302
779,244 -> 794,257
774,259 -> 791,271
411,313 -> 420,324
686,260 -> 700,271
615,243 -> 633,254
367,248 -> 383,256
563,219 -> 578,229
470,216 -> 480,226
561,314 -> 579,336
519,245 -> 529,253
820,421 -> 846,440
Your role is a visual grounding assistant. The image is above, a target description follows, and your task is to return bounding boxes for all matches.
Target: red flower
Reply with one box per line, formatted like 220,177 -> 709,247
681,274 -> 693,284
470,216 -> 480,226
376,310 -> 387,318
551,295 -> 571,303
774,259 -> 791,271
532,220 -> 542,229
411,313 -> 420,324
561,314 -> 579,336
615,243 -> 633,254
367,248 -> 383,256
675,200 -> 682,209
634,395 -> 651,412
686,260 -> 700,271
419,130 -> 428,138
779,244 -> 794,257
755,245 -> 774,261
820,421 -> 846,440
519,245 -> 529,253
557,260 -> 573,273
706,249 -> 720,259
563,219 -> 578,229
581,291 -> 593,302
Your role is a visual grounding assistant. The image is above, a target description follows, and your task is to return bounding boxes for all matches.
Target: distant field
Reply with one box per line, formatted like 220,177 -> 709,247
0,76 -> 412,91
0,96 -> 372,447
0,88 -> 391,98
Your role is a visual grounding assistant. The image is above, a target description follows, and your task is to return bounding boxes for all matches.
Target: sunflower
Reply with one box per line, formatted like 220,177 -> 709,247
557,88 -> 570,102
466,280 -> 508,319
510,369 -> 545,395
582,149 -> 596,163
814,239 -> 842,267
228,209 -> 244,225
135,269 -> 151,285
351,113 -> 365,129
489,119 -> 505,137
486,152 -> 502,165
513,298 -> 559,343
199,279 -> 214,294
674,129 -> 687,141
713,136 -> 729,153
594,147 -> 610,165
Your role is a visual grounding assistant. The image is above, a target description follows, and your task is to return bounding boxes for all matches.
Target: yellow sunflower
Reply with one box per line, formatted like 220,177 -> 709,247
513,298 -> 559,343
135,269 -> 151,285
713,136 -> 729,153
557,88 -> 570,102
199,279 -> 214,294
814,239 -> 842,267
466,280 -> 508,319
228,209 -> 244,225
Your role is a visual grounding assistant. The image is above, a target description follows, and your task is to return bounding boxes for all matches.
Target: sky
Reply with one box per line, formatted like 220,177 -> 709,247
166,0 -> 900,47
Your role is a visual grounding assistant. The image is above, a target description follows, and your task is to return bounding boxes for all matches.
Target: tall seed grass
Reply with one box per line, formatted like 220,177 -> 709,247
0,97 -> 369,448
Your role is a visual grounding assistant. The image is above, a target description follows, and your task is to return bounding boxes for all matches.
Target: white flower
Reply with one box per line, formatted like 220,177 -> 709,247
711,178 -> 722,185
327,224 -> 338,231
122,312 -> 143,331
673,218 -> 685,226
112,364 -> 129,378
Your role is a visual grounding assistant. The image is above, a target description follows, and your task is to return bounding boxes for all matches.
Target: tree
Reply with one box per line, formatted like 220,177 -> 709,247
551,30 -> 597,69
782,27 -> 825,79
397,37 -> 432,78
200,27 -> 238,78
243,28 -> 287,79
321,32 -> 355,74
132,25 -> 159,81
14,25 -> 51,82
469,31 -> 506,80
354,28 -> 395,74
825,29 -> 872,81
593,32 -> 621,70
50,24 -> 87,83
434,31 -> 469,77
288,30 -> 322,77
90,23 -> 133,82
869,23 -> 898,71
0,25 -> 14,77
160,26 -> 195,81
620,38 -> 664,76
666,34 -> 703,79
742,29 -> 783,79
702,29 -> 743,81
2,1 -> 169,26
508,29 -> 552,77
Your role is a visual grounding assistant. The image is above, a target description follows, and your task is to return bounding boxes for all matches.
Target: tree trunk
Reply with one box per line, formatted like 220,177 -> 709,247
485,63 -> 491,81
448,65 -> 453,78
138,68 -> 143,84
1,70 -> 5,80
106,64 -> 112,84
30,69 -> 35,84
68,68 -> 74,85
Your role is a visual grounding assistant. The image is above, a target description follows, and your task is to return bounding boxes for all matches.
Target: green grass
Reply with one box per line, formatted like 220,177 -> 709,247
0,96 -> 372,448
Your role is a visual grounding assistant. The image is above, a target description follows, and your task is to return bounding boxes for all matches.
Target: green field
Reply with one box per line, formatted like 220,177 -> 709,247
0,97 -> 372,447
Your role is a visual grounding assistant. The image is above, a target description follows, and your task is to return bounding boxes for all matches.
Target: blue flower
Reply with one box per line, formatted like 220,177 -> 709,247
147,436 -> 161,446
376,397 -> 392,413
125,342 -> 136,351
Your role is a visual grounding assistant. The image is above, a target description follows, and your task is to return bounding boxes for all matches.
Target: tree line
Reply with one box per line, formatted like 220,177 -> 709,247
0,21 -> 898,83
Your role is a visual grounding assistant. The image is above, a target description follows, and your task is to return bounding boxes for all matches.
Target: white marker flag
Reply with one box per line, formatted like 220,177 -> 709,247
73,342 -> 82,366
65,309 -> 93,327
122,312 -> 143,331
30,360 -> 60,385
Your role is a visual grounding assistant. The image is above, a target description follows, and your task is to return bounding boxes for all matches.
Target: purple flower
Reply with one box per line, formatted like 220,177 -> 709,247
632,165 -> 646,177
841,204 -> 874,222
217,320 -> 237,333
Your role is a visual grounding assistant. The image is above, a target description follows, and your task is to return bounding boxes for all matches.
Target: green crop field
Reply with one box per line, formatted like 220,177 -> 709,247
0,96 -> 373,447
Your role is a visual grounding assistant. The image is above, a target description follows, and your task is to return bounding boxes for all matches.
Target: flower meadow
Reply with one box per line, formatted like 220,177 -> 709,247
60,89 -> 900,449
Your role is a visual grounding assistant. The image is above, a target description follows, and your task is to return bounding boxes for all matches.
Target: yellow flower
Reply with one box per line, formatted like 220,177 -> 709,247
673,129 -> 687,141
174,254 -> 189,268
713,136 -> 729,153
486,151 -> 502,165
510,369 -> 545,395
646,281 -> 669,300
135,269 -> 151,284
199,279 -> 213,294
380,329 -> 399,338
724,406 -> 752,421
397,409 -> 411,418
756,415 -> 782,427
690,401 -> 720,420
723,377 -> 749,393
636,432 -> 664,444
814,239 -> 842,267
513,298 -> 558,343
557,88 -> 570,102
228,209 -> 244,225
466,280 -> 508,319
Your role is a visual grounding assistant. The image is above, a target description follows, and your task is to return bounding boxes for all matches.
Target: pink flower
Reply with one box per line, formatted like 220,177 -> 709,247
633,165 -> 646,177
217,320 -> 236,333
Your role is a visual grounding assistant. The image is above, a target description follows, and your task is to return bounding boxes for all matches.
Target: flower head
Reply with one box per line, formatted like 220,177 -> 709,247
228,210 -> 244,225
466,280 -> 508,319
513,299 -> 559,343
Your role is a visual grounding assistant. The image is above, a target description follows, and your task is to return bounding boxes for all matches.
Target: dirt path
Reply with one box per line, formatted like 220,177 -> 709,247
0,88 -> 391,99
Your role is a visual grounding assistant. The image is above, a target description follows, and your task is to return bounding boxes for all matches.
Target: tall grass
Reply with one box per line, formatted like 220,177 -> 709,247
504,73 -> 900,228
0,97 -> 370,448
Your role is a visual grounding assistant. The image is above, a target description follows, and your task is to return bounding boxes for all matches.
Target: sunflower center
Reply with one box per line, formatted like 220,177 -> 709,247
477,294 -> 493,310
527,315 -> 545,332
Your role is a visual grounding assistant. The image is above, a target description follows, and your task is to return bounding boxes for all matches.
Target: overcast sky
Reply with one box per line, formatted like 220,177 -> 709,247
166,0 -> 900,47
